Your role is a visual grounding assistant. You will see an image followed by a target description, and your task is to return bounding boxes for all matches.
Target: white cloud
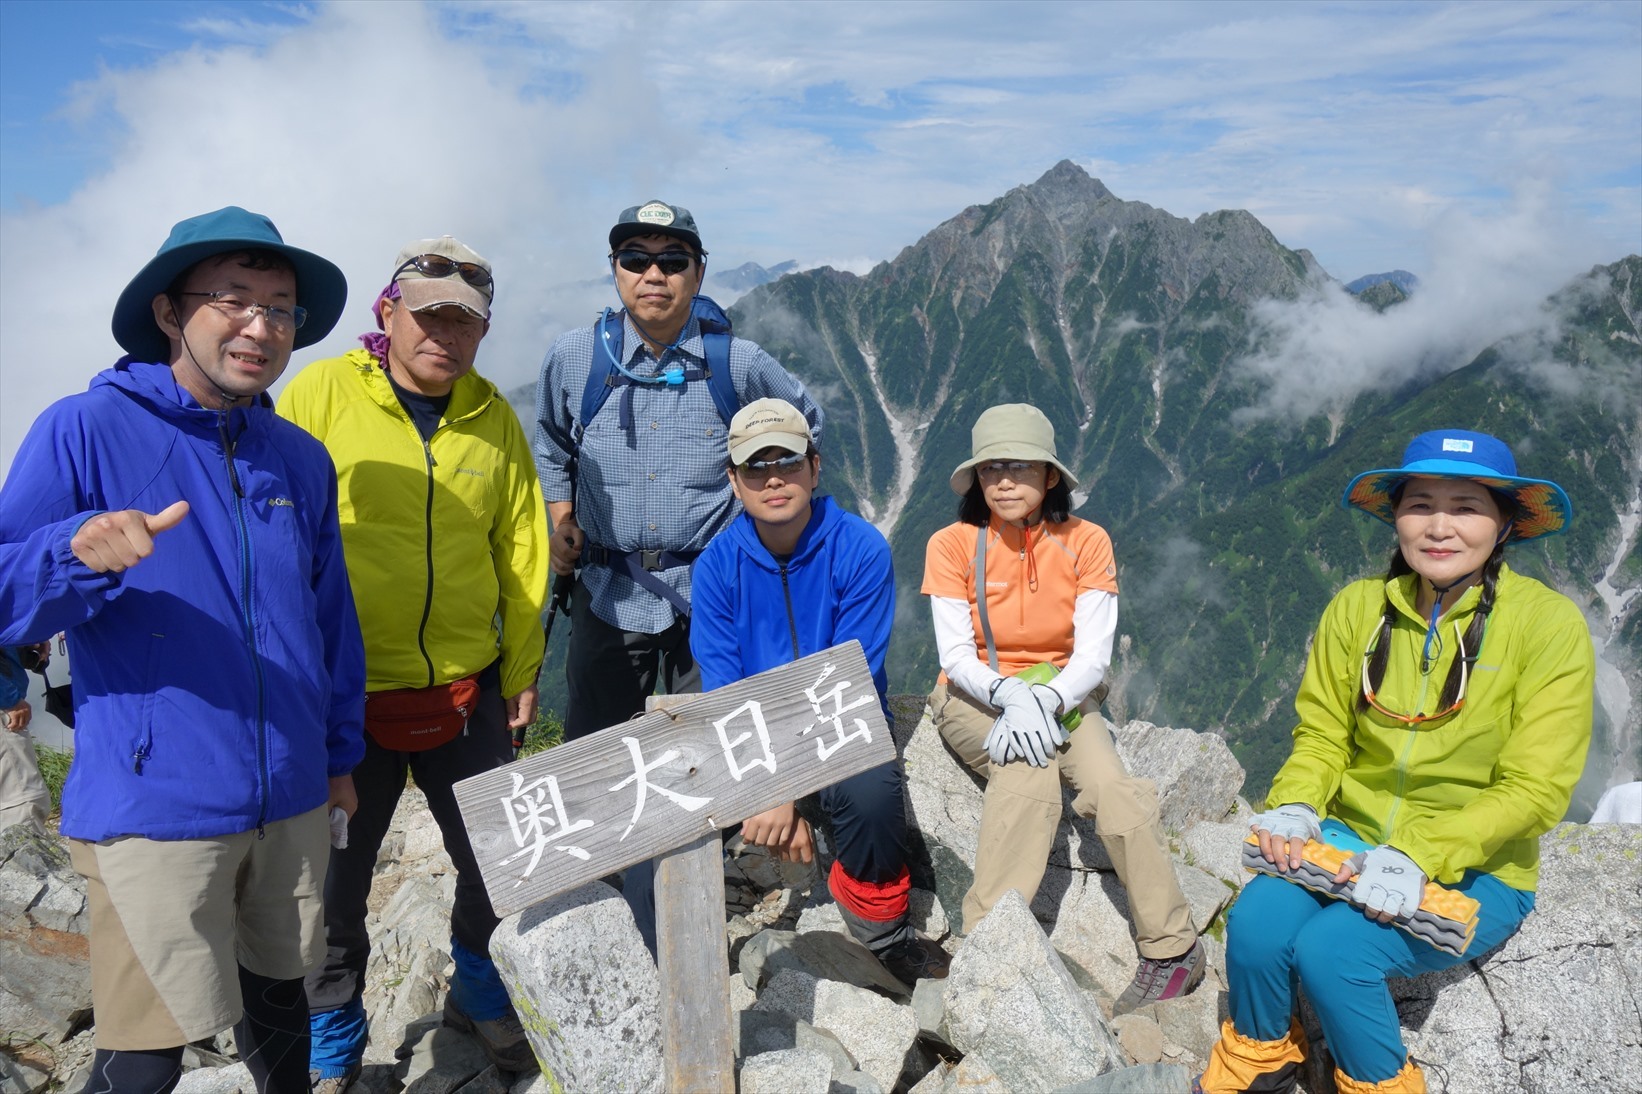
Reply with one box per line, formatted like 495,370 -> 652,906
1233,179 -> 1612,419
2,0 -> 1637,473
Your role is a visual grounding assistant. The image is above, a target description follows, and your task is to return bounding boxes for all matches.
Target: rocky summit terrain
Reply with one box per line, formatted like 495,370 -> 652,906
3,698 -> 1638,1093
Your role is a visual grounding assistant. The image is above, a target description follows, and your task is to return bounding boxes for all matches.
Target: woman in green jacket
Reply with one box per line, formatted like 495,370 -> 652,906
1198,430 -> 1594,1094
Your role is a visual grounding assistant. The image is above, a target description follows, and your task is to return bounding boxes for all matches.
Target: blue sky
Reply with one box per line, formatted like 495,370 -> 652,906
1,0 -> 1638,470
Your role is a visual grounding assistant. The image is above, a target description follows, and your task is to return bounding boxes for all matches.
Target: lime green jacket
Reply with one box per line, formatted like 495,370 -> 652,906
277,350 -> 547,697
1268,563 -> 1594,891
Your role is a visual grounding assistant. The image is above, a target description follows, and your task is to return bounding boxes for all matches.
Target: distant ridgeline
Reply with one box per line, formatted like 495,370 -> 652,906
520,161 -> 1642,810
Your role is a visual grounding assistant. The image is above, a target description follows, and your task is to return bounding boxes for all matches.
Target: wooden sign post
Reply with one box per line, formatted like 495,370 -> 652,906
454,641 -> 895,1091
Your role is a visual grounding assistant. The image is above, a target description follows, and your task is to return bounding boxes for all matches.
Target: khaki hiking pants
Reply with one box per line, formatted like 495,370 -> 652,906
930,682 -> 1195,958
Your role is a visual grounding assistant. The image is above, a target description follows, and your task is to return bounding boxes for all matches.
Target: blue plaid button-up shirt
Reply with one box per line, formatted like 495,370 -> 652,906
534,313 -> 823,634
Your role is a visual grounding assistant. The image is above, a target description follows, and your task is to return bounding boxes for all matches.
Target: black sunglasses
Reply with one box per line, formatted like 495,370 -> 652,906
394,253 -> 493,288
611,249 -> 695,276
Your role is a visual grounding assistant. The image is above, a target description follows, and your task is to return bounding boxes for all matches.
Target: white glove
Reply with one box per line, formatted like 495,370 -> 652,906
1029,684 -> 1070,747
998,685 -> 1063,768
984,713 -> 1021,765
329,806 -> 350,850
988,675 -> 1028,710
1346,845 -> 1425,919
1249,802 -> 1321,843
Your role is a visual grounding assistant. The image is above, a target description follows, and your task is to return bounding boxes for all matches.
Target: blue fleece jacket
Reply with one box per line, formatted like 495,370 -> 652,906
0,358 -> 366,841
690,496 -> 894,719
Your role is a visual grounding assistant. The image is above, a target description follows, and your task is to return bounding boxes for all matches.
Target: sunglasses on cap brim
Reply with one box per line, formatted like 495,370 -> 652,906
395,254 -> 493,288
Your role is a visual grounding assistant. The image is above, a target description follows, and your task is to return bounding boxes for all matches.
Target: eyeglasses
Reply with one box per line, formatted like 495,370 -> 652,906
976,461 -> 1042,482
394,254 -> 493,288
736,452 -> 808,481
177,291 -> 307,331
611,249 -> 695,276
1359,624 -> 1468,725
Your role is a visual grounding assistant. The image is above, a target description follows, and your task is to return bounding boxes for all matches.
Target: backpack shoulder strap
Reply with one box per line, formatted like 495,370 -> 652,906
702,328 -> 736,426
581,300 -> 740,432
691,295 -> 739,427
578,308 -> 624,435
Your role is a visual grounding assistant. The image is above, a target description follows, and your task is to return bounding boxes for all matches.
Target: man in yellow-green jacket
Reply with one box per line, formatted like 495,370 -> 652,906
278,237 -> 547,1088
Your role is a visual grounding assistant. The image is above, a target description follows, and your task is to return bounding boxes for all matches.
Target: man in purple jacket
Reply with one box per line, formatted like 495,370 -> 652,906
0,208 -> 365,1094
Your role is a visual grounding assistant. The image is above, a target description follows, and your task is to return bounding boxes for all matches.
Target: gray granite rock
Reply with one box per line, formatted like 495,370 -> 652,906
1050,1061 -> 1193,1093
806,977 -> 918,1090
1109,721 -> 1244,834
1110,1013 -> 1164,1064
490,882 -> 662,1094
0,1052 -> 50,1094
945,889 -> 1124,1089
738,1047 -> 833,1094
172,1062 -> 252,1093
0,823 -> 89,1043
1179,820 -> 1253,888
738,1008 -> 857,1075
906,1058 -> 950,1094
1389,822 -> 1642,1092
752,965 -> 916,1088
830,1066 -> 886,1093
1172,860 -> 1236,938
910,976 -> 949,1044
395,1022 -> 491,1093
740,927 -> 909,998
934,1050 -> 1009,1093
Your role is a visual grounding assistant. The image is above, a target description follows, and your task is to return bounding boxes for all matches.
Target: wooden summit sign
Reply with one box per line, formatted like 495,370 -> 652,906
454,639 -> 893,917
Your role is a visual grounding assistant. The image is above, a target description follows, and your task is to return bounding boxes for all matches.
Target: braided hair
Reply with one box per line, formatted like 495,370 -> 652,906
1357,485 -> 1518,715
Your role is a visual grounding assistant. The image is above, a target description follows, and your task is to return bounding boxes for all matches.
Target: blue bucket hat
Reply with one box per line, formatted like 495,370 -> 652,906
112,206 -> 347,362
1342,429 -> 1572,541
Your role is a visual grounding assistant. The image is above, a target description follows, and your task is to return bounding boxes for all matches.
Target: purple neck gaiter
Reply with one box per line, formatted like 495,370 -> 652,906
358,280 -> 400,361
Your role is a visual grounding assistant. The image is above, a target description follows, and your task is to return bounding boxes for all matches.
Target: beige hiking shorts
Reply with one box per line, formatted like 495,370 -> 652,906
68,805 -> 329,1049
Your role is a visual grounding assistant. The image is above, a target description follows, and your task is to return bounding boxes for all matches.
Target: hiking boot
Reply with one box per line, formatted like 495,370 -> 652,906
308,1064 -> 360,1094
1112,938 -> 1206,1015
442,996 -> 536,1072
877,936 -> 951,987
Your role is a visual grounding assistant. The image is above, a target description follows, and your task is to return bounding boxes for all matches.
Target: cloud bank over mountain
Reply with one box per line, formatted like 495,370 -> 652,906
1234,181 -> 1625,419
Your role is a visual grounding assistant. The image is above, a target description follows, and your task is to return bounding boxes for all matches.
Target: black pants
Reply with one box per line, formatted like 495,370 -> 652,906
563,578 -> 700,740
305,662 -> 511,1014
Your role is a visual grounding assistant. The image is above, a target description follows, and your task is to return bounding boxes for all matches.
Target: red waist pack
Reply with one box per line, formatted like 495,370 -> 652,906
364,674 -> 481,751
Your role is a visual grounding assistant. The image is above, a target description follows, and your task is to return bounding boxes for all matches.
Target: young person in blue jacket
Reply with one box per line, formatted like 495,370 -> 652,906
689,398 -> 949,987
0,208 -> 364,1094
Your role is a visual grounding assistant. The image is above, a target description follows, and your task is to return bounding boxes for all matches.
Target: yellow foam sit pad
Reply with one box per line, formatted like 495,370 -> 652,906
1241,834 -> 1480,955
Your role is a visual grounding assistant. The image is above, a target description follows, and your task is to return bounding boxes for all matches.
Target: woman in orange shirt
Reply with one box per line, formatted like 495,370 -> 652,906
922,403 -> 1203,1014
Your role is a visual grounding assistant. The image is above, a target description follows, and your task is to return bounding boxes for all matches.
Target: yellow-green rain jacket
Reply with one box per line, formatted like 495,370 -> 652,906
1268,563 -> 1594,891
277,350 -> 547,697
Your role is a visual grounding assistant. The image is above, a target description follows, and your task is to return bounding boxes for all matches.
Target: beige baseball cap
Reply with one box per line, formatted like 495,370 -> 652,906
728,398 -> 813,464
392,236 -> 494,319
949,403 -> 1079,494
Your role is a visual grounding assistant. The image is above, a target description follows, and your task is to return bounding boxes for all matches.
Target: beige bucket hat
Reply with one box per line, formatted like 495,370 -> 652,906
948,403 -> 1079,494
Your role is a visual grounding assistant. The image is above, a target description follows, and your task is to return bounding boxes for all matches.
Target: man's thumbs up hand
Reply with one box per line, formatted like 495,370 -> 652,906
71,500 -> 191,573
